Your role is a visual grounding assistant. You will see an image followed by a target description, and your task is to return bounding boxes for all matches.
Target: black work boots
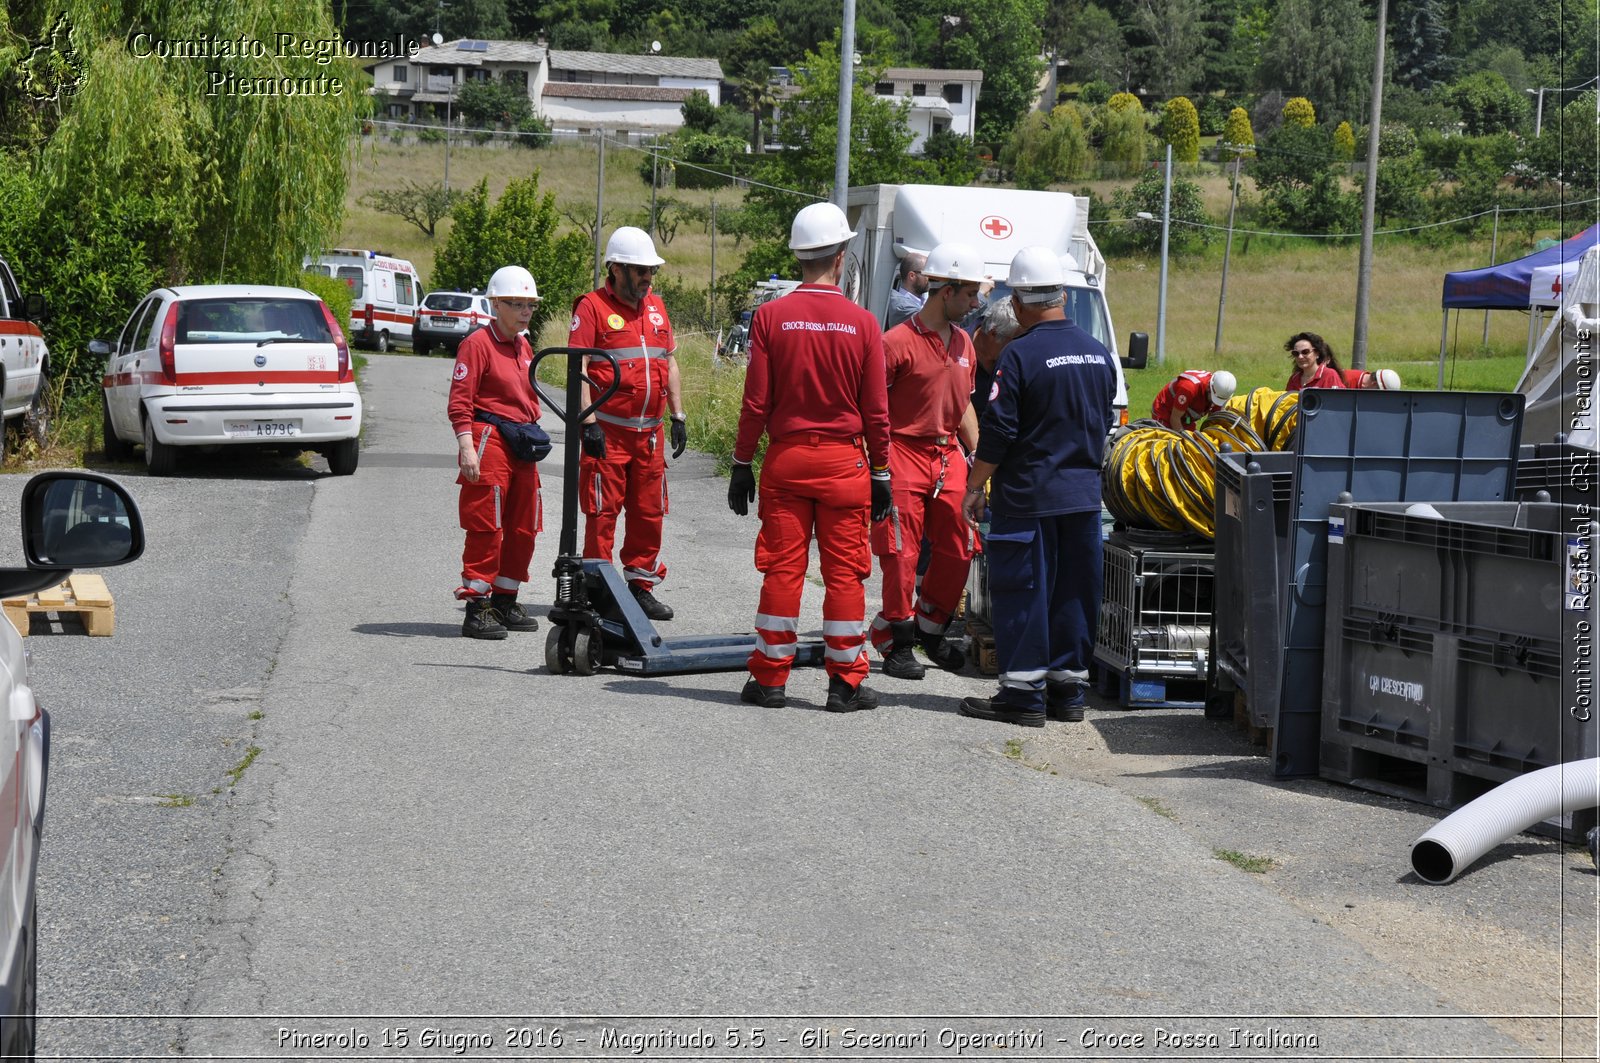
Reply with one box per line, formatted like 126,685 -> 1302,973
462,599 -> 508,640
630,582 -> 674,621
1046,678 -> 1087,722
825,675 -> 879,713
917,625 -> 966,673
881,619 -> 926,680
490,594 -> 540,632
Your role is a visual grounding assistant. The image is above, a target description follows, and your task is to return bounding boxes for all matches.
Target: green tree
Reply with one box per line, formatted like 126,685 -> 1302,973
1109,167 -> 1212,255
1448,71 -> 1530,136
455,79 -> 533,130
1526,91 -> 1600,190
936,0 -> 1047,144
1063,4 -> 1129,90
916,129 -> 985,185
1100,93 -> 1148,173
1130,0 -> 1211,98
1283,96 -> 1316,129
1162,96 -> 1200,163
1333,121 -> 1356,161
1373,151 -> 1431,223
1222,106 -> 1255,157
433,176 -> 590,337
1393,0 -> 1452,91
1002,103 -> 1093,188
680,89 -> 717,134
360,181 -> 463,238
1259,0 -> 1376,123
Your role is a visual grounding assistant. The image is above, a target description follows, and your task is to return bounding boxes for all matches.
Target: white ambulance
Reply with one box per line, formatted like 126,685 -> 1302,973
304,249 -> 420,352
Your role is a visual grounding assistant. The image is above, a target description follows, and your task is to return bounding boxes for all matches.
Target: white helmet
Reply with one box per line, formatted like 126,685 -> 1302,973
1007,246 -> 1064,303
604,226 -> 665,267
1373,368 -> 1402,390
486,265 -> 540,301
1208,370 -> 1237,406
790,202 -> 856,259
924,241 -> 986,286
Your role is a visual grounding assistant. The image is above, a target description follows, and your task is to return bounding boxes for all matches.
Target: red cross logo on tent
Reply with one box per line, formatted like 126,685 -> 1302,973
980,215 -> 1012,240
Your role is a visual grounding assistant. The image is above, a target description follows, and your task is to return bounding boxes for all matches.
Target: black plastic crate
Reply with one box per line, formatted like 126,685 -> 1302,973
1209,451 -> 1294,727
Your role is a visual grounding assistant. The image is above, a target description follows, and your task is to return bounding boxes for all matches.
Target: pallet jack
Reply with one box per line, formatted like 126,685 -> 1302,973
530,346 -> 826,676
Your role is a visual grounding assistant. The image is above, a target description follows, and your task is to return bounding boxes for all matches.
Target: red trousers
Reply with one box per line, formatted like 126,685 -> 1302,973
457,425 -> 542,599
580,424 -> 667,587
870,438 -> 976,651
748,438 -> 871,687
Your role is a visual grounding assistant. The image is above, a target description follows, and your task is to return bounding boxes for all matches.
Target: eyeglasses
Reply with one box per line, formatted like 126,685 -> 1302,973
499,300 -> 537,311
627,265 -> 658,277
1292,346 -> 1315,356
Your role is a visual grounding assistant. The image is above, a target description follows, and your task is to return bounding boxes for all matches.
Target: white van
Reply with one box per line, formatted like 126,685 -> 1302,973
0,256 -> 51,463
304,249 -> 420,353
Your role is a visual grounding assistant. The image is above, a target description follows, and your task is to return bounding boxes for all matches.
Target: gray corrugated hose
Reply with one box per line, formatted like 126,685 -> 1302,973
1410,758 -> 1600,884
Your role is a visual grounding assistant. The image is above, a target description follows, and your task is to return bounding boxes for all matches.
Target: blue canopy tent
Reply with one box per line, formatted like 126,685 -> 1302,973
1438,222 -> 1600,384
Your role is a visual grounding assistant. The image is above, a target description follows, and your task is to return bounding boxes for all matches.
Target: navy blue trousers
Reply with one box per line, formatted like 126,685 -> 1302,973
986,510 -> 1102,710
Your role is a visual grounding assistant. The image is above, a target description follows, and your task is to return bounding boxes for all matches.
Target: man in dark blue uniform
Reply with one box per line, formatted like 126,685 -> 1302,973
959,247 -> 1117,727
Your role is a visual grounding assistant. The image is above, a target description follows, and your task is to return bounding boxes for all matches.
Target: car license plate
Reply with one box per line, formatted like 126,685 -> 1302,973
435,317 -> 459,328
226,420 -> 301,438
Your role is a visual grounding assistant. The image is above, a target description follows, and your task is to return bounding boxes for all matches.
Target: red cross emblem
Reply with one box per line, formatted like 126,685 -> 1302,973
980,215 -> 1012,239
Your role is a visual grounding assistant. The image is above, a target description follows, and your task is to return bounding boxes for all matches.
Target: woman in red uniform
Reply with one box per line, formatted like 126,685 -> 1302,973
448,265 -> 545,639
1284,332 -> 1346,391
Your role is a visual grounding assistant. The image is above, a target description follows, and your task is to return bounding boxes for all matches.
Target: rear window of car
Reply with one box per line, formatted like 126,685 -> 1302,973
176,298 -> 333,345
425,293 -> 474,312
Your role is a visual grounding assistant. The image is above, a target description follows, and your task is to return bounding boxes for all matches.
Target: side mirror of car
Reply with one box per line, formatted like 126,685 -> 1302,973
21,293 -> 47,323
1123,332 -> 1149,371
0,473 -> 145,599
88,339 -> 113,358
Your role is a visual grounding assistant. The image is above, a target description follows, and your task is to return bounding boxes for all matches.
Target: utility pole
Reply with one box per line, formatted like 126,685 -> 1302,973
710,198 -> 719,322
649,135 -> 659,239
1350,0 -> 1389,370
1156,142 -> 1172,366
1482,203 -> 1500,346
1214,146 -> 1243,356
832,0 -> 856,209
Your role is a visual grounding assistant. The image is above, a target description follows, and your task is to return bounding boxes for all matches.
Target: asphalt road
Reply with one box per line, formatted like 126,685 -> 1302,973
7,352 -> 1595,1061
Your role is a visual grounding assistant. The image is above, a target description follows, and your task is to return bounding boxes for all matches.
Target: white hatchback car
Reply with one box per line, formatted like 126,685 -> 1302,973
96,285 -> 362,476
0,471 -> 144,1055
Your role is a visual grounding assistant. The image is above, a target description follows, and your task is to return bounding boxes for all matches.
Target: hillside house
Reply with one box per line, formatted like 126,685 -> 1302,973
767,65 -> 983,153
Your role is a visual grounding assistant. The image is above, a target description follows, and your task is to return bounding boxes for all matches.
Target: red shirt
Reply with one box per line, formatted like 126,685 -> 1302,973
1286,364 -> 1346,391
1151,370 -> 1219,428
734,283 -> 890,468
448,322 -> 538,437
883,314 -> 977,438
568,282 -> 676,429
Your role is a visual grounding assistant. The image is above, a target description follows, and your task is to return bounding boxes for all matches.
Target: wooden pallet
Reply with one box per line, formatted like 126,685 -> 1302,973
1232,689 -> 1272,748
3,574 -> 115,636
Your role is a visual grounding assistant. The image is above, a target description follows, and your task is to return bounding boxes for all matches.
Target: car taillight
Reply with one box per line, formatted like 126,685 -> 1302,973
318,301 -> 352,381
364,303 -> 374,329
158,302 -> 179,383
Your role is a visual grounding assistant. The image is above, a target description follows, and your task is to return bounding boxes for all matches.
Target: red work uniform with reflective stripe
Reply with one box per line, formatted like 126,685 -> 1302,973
569,282 -> 677,587
1151,370 -> 1221,429
870,315 -> 978,654
448,322 -> 543,600
735,283 -> 890,688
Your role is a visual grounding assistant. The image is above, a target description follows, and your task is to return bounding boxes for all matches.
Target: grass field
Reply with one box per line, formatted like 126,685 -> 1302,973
344,137 -> 1542,436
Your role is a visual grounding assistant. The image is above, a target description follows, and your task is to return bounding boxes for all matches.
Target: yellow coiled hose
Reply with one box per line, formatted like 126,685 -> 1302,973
1102,388 -> 1300,538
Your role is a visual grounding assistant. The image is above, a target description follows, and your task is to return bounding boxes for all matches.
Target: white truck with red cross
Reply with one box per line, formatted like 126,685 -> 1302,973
842,183 -> 1146,418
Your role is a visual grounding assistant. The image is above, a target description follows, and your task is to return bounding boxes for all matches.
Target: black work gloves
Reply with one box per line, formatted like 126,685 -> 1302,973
669,416 -> 688,459
581,422 -> 607,459
871,476 -> 893,522
728,463 -> 756,516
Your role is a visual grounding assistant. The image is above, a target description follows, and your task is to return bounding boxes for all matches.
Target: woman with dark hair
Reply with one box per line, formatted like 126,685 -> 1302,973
1284,331 -> 1346,391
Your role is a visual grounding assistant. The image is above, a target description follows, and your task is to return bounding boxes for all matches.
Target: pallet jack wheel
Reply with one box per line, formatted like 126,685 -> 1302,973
544,626 -> 572,674
571,627 -> 602,676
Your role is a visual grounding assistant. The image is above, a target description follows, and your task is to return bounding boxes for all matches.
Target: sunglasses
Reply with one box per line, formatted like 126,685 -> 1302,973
1292,346 -> 1316,356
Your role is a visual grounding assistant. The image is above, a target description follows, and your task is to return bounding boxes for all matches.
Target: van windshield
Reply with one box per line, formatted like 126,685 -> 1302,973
176,298 -> 333,344
336,266 -> 364,299
1063,286 -> 1111,349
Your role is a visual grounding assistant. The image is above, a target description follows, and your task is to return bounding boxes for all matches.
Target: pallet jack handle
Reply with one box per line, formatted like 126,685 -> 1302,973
529,346 -> 620,559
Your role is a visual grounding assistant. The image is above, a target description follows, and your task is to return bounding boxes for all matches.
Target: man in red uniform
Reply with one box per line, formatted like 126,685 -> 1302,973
870,241 -> 985,680
1150,369 -> 1236,430
449,265 -> 546,639
1340,367 -> 1402,390
728,202 -> 893,713
569,226 -> 688,622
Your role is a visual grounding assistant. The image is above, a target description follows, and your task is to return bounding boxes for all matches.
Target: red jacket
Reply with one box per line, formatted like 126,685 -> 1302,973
1151,370 -> 1220,428
448,322 -> 538,437
883,315 -> 976,439
734,283 -> 890,468
569,282 -> 676,430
